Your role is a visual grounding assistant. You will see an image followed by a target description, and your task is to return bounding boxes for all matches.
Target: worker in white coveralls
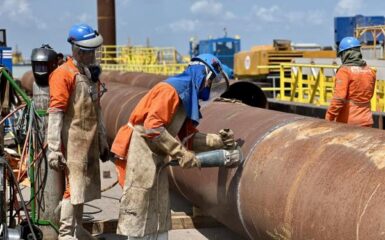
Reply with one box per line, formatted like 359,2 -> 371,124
47,23 -> 109,240
111,54 -> 237,240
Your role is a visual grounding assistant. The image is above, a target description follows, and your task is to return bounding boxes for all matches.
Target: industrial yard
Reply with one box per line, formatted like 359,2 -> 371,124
2,1 -> 385,240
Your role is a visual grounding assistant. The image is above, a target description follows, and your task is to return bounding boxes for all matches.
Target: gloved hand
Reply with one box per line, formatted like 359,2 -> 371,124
152,128 -> 200,168
47,111 -> 65,171
48,151 -> 67,171
192,132 -> 224,152
178,149 -> 201,168
219,129 -> 236,149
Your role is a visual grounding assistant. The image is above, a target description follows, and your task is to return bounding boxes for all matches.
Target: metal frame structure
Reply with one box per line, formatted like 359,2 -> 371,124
98,45 -> 188,76
0,68 -> 58,233
355,25 -> 385,58
278,63 -> 385,112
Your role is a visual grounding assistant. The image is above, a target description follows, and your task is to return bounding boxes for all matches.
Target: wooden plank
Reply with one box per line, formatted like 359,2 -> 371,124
171,212 -> 223,230
83,212 -> 224,234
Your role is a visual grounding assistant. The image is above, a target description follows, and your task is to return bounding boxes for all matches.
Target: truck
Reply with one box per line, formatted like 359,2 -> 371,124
189,34 -> 241,78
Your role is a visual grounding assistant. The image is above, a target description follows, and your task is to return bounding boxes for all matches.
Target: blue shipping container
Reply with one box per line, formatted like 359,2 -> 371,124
0,47 -> 12,73
334,15 -> 385,46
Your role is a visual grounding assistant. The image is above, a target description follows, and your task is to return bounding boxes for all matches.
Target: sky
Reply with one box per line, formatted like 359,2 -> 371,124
1,0 -> 385,60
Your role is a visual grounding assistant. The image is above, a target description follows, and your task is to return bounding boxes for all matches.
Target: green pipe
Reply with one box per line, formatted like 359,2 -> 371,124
1,68 -> 31,106
28,104 -> 36,222
36,219 -> 59,233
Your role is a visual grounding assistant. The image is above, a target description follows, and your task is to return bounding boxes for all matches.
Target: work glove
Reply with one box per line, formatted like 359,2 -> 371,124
98,111 -> 110,162
192,132 -> 224,152
178,149 -> 201,168
219,128 -> 236,150
152,128 -> 200,168
47,111 -> 66,171
47,151 -> 67,171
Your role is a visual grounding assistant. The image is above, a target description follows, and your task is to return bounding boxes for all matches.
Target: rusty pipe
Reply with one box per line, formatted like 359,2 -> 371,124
20,70 -> 34,95
101,72 -> 167,143
100,72 -> 385,239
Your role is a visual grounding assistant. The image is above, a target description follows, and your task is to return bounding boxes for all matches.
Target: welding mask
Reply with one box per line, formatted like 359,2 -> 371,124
31,45 -> 58,86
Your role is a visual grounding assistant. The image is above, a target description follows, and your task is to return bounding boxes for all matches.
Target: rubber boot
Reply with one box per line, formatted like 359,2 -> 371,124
58,199 -> 77,240
74,204 -> 99,240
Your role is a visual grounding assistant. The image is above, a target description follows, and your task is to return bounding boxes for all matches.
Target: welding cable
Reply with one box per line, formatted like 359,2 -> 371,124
32,113 -> 48,212
12,115 -> 48,217
8,161 -> 15,227
83,203 -> 103,215
101,179 -> 119,192
11,106 -> 48,218
0,104 -> 26,126
7,131 -> 22,156
17,118 -> 31,182
0,158 -> 38,240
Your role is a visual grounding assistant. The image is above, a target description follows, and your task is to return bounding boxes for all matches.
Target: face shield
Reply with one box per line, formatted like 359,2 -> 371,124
33,62 -> 48,73
198,65 -> 223,101
32,62 -> 49,85
72,45 -> 100,67
198,61 -> 232,101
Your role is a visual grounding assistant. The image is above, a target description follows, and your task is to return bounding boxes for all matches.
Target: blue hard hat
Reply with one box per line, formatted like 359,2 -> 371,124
338,37 -> 361,54
191,53 -> 223,76
67,23 -> 103,50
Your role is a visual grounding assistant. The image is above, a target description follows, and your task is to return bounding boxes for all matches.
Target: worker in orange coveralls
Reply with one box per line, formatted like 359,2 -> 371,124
47,23 -> 109,240
111,54 -> 236,240
325,36 -> 376,127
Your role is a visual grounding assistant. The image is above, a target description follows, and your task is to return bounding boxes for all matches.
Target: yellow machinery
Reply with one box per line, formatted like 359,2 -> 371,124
98,45 -> 188,76
276,62 -> 385,112
234,40 -> 336,79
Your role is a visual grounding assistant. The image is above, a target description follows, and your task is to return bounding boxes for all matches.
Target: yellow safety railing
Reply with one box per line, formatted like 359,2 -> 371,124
278,63 -> 385,112
100,63 -> 188,76
98,45 -> 188,76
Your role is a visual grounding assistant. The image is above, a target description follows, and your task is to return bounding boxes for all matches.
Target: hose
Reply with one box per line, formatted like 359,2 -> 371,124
101,179 -> 119,192
0,104 -> 26,126
0,158 -> 37,240
10,105 -> 48,221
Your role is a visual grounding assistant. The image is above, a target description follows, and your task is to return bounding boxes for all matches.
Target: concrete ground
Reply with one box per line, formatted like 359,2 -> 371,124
4,121 -> 244,239
99,228 -> 244,240
86,161 -> 245,240
13,159 -> 243,239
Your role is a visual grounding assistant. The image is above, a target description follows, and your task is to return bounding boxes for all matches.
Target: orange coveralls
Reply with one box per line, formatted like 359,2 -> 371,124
111,82 -> 197,187
325,65 -> 376,127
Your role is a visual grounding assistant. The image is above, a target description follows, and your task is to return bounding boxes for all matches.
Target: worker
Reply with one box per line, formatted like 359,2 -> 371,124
31,44 -> 64,238
111,53 -> 236,240
47,23 -> 109,240
57,52 -> 65,65
325,36 -> 376,127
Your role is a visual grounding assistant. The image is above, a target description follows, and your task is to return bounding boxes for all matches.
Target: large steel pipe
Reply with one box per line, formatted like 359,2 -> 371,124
101,72 -> 385,239
20,70 -> 34,95
101,73 -> 166,143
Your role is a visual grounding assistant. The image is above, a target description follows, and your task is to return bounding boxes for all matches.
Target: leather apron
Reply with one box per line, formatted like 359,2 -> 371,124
62,72 -> 101,205
117,105 -> 186,237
